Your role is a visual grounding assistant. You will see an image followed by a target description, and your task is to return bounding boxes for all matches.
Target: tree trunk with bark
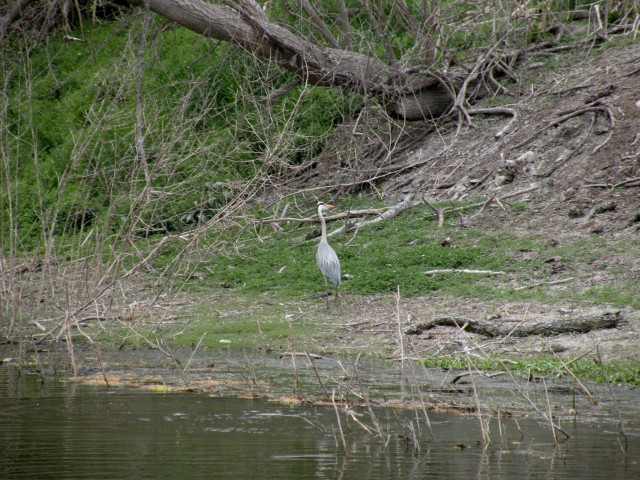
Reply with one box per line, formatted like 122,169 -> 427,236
129,0 -> 456,120
0,0 -> 31,42
0,0 -> 469,120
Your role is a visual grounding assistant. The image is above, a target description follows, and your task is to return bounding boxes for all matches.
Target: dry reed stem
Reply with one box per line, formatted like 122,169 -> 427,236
331,388 -> 348,452
542,377 -> 559,445
305,349 -> 330,398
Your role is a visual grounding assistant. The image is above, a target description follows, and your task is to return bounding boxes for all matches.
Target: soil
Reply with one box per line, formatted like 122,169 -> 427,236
293,39 -> 640,364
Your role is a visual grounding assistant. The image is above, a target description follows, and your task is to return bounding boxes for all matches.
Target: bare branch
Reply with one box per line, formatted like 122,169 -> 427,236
328,194 -> 415,237
300,0 -> 340,48
335,0 -> 352,50
423,269 -> 507,276
135,4 -> 152,204
512,104 -> 608,150
467,106 -> 519,138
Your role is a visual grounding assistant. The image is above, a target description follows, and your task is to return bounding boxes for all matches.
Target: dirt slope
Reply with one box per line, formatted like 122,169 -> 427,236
301,40 -> 640,362
387,41 -> 640,234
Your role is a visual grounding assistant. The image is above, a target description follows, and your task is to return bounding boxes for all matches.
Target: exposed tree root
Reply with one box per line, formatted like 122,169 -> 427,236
512,101 -> 614,151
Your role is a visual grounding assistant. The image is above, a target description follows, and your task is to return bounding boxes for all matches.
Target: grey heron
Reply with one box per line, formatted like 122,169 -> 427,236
316,202 -> 341,303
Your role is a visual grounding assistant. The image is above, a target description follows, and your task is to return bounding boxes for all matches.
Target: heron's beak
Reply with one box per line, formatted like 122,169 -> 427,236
325,204 -> 335,209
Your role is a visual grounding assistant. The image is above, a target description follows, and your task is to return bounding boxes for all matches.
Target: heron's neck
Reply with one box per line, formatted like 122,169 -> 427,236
319,208 -> 328,241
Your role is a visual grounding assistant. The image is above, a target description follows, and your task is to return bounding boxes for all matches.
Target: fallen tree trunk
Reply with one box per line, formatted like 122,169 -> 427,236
125,0 -> 457,120
405,311 -> 623,338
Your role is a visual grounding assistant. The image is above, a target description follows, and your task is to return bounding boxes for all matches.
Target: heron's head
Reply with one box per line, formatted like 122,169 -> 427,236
317,201 -> 335,212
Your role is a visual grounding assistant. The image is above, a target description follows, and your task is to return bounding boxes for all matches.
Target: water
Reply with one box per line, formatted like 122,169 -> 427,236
1,363 -> 639,479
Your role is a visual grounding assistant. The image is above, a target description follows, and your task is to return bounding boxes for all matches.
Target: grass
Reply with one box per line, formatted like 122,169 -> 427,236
170,295 -> 322,351
86,196 -> 637,364
424,354 -> 640,386
86,288 -> 331,352
1,17 -> 346,252
166,198 -> 640,308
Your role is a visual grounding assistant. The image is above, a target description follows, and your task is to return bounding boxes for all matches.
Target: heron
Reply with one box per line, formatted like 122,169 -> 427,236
316,202 -> 341,303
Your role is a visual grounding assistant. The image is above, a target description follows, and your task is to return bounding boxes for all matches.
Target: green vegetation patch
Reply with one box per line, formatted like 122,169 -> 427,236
424,354 -> 640,386
1,17 -> 347,253
85,289 -> 330,351
178,199 -> 639,308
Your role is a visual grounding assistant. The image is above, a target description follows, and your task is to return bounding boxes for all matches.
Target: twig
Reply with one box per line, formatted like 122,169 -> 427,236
613,177 -> 640,188
498,184 -> 540,200
331,389 -> 348,451
470,374 -> 491,444
549,349 -> 597,405
135,5 -> 152,204
542,377 -> 559,445
300,0 -> 340,48
451,370 -> 506,384
595,346 -> 628,446
592,103 -> 616,154
423,185 -> 540,223
471,194 -> 497,218
280,351 -> 323,359
345,408 -> 374,434
501,365 -> 571,441
182,332 -> 207,373
394,286 -> 406,399
266,79 -> 302,102
421,196 -> 444,227
304,350 -> 330,398
63,35 -> 85,43
424,268 -> 507,276
30,337 -> 46,385
513,277 -> 574,291
260,207 -> 386,226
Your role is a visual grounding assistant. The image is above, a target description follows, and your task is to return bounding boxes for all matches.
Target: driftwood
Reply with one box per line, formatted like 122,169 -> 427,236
258,196 -> 414,238
266,185 -> 540,237
328,194 -> 415,238
424,268 -> 507,276
260,207 -> 387,226
405,311 -> 622,338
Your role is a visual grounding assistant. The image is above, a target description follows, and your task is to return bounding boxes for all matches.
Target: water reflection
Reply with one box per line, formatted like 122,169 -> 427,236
1,366 -> 638,479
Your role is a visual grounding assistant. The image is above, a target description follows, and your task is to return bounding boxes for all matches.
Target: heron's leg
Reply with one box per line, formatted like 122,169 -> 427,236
323,278 -> 330,307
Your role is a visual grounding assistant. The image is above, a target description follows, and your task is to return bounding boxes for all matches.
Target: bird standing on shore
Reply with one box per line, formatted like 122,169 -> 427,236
316,202 -> 341,303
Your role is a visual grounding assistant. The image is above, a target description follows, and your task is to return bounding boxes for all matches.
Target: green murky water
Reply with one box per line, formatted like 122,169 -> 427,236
1,354 -> 639,479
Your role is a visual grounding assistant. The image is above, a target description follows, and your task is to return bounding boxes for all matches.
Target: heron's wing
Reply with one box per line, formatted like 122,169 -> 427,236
317,241 -> 341,286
